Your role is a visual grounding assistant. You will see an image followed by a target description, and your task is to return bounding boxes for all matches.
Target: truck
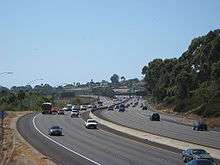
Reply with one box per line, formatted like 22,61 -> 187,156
42,102 -> 52,114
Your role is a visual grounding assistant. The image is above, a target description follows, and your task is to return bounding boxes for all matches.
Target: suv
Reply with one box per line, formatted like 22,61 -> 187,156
193,122 -> 207,131
150,113 -> 160,121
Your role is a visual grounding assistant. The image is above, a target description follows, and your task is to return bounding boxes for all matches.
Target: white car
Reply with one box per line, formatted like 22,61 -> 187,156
71,109 -> 79,117
85,119 -> 98,129
87,105 -> 92,108
80,105 -> 87,111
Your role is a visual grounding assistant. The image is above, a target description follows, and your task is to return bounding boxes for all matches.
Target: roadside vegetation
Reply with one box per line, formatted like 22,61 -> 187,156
0,90 -> 53,111
142,29 -> 220,117
0,86 -> 98,111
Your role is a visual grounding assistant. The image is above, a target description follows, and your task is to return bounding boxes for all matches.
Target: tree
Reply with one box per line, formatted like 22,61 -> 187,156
141,29 -> 220,116
110,74 -> 119,84
211,60 -> 220,81
176,71 -> 192,99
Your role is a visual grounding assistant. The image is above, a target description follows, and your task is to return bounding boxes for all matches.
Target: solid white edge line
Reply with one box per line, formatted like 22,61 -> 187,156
32,114 -> 101,165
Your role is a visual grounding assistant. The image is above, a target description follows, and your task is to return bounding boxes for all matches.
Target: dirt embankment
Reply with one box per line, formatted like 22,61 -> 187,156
0,111 -> 55,165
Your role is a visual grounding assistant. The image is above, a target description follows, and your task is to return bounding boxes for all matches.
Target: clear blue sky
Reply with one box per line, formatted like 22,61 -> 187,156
0,0 -> 220,88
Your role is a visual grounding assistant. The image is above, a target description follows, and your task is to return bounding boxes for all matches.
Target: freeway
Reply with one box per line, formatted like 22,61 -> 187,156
17,112 -> 183,165
99,98 -> 220,149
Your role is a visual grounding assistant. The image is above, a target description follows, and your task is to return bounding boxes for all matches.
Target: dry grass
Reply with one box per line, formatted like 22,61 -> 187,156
0,111 -> 55,165
207,117 -> 220,128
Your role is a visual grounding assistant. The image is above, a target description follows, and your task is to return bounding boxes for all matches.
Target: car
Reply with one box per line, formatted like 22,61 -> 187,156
66,104 -> 72,111
125,104 -> 130,108
87,105 -> 92,108
142,106 -> 148,110
119,104 -> 125,112
98,101 -> 103,106
85,119 -> 98,129
58,109 -> 65,115
186,159 -> 216,165
115,105 -> 119,109
49,126 -> 62,136
91,104 -> 98,112
182,149 -> 214,163
150,113 -> 160,121
193,122 -> 208,131
80,105 -> 87,111
62,107 -> 68,111
71,109 -> 80,117
140,103 -> 143,108
107,105 -> 114,111
186,159 -> 215,165
51,107 -> 58,114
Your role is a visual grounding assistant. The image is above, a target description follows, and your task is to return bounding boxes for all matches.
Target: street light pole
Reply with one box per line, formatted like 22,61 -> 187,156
26,78 -> 44,111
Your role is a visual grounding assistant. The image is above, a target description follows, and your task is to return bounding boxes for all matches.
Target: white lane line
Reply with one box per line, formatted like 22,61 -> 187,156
32,114 -> 101,165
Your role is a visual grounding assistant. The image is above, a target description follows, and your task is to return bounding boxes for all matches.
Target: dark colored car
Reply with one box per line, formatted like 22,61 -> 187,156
125,104 -> 130,108
58,109 -> 65,115
182,149 -> 214,163
150,113 -> 160,121
142,106 -> 148,110
186,159 -> 215,165
115,105 -> 119,109
49,126 -> 62,136
107,105 -> 114,111
140,103 -> 143,108
119,104 -> 125,112
193,122 -> 208,131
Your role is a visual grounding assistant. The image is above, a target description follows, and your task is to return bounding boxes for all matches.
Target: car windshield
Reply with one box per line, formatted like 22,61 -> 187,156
195,160 -> 213,165
87,120 -> 97,123
51,126 -> 60,129
192,149 -> 207,155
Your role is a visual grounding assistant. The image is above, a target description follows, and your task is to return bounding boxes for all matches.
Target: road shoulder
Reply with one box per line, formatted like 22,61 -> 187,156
2,111 -> 56,165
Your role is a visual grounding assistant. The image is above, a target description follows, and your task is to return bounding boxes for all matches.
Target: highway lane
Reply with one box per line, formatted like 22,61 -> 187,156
18,112 -> 183,165
100,99 -> 220,149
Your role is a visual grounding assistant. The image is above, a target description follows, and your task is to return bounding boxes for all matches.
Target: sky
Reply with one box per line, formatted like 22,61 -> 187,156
0,0 -> 220,88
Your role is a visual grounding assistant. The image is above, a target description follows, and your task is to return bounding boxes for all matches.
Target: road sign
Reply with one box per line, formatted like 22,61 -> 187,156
0,111 -> 6,119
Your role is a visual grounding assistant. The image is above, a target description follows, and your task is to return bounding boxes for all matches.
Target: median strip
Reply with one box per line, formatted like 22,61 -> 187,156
90,111 -> 220,160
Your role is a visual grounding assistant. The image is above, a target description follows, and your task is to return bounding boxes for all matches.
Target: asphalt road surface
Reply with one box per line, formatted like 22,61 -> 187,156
100,99 -> 220,149
17,112 -> 183,165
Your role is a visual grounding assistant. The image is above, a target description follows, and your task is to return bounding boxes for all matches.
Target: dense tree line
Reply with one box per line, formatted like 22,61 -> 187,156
0,90 -> 53,111
142,29 -> 220,117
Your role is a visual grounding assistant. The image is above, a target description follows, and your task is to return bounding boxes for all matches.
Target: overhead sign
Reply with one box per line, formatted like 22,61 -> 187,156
0,111 -> 7,119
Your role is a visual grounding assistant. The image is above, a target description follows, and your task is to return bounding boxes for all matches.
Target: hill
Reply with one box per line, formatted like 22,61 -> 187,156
142,29 -> 220,117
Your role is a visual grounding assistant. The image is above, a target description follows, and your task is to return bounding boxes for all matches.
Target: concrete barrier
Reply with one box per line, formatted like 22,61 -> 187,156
90,111 -> 220,160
